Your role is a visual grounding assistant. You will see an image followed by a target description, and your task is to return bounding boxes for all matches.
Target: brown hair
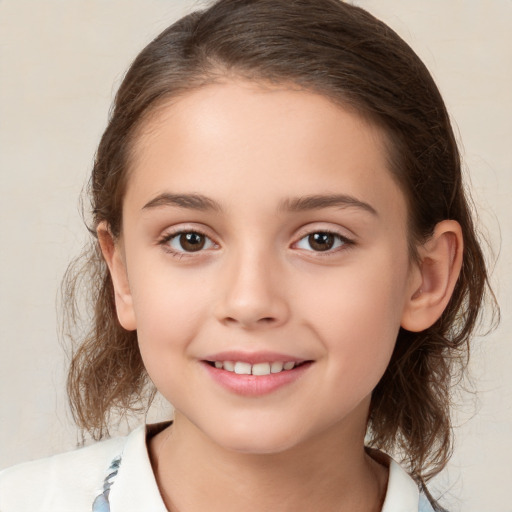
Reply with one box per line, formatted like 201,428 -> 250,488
63,0 -> 497,494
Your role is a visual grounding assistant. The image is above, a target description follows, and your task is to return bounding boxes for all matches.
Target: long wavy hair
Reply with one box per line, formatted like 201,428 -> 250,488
63,0 -> 497,498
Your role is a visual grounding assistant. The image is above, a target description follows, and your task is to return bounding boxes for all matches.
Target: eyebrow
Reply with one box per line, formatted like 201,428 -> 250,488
143,193 -> 223,212
142,192 -> 377,216
278,194 -> 378,216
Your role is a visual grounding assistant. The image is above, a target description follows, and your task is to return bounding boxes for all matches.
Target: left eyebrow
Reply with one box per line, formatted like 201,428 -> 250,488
278,194 -> 378,216
142,193 -> 223,212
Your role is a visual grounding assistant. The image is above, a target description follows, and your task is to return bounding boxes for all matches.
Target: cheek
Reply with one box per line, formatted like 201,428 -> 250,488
127,266 -> 210,362
131,280 -> 207,402
299,251 -> 410,375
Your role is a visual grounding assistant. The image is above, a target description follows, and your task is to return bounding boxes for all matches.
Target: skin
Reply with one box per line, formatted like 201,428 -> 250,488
99,80 -> 463,512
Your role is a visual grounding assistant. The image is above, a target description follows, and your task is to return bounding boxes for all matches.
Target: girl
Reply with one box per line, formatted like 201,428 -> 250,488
0,0 -> 497,510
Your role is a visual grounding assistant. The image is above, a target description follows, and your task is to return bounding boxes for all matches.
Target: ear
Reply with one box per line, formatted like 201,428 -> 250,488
401,220 -> 463,332
97,221 -> 137,331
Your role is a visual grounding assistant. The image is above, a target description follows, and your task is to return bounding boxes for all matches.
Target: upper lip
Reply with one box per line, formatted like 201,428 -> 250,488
203,351 -> 309,365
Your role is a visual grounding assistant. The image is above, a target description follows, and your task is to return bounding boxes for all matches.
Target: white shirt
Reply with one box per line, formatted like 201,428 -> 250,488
0,424 -> 435,511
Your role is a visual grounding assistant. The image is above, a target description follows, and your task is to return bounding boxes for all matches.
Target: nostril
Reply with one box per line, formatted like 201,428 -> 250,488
224,316 -> 277,326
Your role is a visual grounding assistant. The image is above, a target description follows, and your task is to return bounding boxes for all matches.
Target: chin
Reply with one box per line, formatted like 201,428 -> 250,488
209,420 -> 307,456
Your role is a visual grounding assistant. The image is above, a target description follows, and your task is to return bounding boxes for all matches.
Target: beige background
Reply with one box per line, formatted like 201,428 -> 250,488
0,1 -> 510,510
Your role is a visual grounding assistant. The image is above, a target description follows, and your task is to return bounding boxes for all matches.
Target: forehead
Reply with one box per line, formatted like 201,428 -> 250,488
124,80 -> 406,224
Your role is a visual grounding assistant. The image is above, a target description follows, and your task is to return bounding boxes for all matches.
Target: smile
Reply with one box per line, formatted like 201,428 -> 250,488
202,358 -> 313,396
209,361 -> 300,375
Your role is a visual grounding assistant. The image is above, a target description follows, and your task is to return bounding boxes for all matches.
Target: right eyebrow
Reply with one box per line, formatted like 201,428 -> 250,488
142,193 -> 223,212
278,193 -> 378,216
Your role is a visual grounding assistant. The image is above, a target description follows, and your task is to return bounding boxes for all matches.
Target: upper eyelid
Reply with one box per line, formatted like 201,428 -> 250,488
160,224 -> 216,240
296,230 -> 352,241
293,224 -> 356,242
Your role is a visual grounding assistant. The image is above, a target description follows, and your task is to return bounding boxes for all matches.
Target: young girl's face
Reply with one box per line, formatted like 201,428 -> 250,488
108,80 -> 421,454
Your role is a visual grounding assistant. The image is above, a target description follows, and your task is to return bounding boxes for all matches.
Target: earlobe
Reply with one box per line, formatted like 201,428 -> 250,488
97,221 -> 137,331
401,220 -> 463,332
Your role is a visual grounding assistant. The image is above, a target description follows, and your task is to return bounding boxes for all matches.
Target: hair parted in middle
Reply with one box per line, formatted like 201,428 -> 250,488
64,0 -> 493,485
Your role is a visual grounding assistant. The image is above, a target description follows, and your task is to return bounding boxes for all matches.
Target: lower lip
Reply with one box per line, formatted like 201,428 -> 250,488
202,361 -> 312,396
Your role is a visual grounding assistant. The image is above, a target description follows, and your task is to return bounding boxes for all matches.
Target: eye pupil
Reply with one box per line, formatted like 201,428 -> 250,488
309,232 -> 335,251
180,232 -> 205,252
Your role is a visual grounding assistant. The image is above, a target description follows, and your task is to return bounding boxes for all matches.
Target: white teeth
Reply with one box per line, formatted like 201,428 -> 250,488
252,362 -> 271,376
212,360 -> 299,375
223,361 -> 235,372
270,361 -> 284,373
234,362 -> 252,375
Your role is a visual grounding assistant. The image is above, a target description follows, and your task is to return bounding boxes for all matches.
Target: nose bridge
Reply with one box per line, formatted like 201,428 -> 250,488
216,240 -> 289,329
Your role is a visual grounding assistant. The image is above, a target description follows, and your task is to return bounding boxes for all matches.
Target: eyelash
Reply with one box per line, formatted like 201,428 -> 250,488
158,228 -> 354,259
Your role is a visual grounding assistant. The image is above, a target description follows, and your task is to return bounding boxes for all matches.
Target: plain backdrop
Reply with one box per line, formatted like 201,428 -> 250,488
0,1 -> 510,510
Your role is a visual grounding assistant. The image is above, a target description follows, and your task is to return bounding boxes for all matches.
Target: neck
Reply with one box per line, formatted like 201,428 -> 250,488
149,412 -> 388,512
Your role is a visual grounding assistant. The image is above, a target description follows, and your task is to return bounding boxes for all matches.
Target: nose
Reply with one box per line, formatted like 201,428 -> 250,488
214,247 -> 290,330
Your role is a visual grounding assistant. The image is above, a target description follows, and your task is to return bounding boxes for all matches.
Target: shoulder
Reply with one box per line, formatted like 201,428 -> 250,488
0,431 -> 129,512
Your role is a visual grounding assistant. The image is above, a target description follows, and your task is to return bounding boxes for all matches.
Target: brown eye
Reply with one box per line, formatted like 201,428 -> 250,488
179,232 -> 206,252
307,232 -> 335,251
165,231 -> 215,254
295,231 -> 351,253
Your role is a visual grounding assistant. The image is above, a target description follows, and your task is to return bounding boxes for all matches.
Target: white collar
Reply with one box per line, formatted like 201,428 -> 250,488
108,425 -> 167,511
107,424 -> 423,512
382,457 -> 421,511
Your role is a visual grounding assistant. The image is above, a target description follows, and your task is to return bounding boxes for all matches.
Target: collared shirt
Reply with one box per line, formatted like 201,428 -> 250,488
0,424 -> 435,511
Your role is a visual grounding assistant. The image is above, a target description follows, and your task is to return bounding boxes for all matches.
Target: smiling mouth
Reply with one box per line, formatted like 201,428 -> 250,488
204,360 -> 310,376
